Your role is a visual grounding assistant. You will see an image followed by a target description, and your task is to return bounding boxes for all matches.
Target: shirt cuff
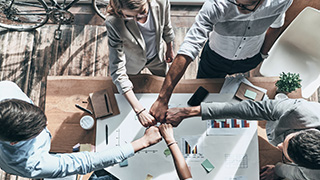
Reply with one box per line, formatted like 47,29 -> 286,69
177,43 -> 199,61
163,33 -> 175,43
121,143 -> 135,158
201,102 -> 215,120
115,80 -> 133,94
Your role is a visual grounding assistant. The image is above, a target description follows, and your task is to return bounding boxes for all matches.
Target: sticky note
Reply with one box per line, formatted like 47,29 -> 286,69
119,159 -> 128,167
79,144 -> 93,152
145,174 -> 153,180
201,159 -> 214,173
215,119 -> 225,122
164,148 -> 171,157
244,89 -> 257,100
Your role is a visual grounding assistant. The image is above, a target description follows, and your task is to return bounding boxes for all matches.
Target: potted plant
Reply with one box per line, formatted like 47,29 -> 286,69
275,72 -> 302,95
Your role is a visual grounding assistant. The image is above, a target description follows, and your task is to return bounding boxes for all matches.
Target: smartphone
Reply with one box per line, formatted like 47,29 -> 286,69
187,86 -> 209,106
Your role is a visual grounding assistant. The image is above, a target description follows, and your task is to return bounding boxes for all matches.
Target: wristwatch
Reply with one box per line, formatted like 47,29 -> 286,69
260,52 -> 269,59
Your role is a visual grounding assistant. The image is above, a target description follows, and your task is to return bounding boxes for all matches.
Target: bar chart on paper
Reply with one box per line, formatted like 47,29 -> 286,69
207,119 -> 255,135
181,136 -> 204,161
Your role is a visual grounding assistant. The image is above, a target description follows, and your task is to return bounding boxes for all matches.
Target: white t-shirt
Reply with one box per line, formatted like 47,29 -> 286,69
137,9 -> 157,60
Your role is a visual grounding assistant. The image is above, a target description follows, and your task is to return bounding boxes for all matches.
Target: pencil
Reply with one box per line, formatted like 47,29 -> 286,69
75,104 -> 93,115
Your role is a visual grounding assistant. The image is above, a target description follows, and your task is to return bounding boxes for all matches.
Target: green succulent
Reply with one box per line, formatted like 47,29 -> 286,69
275,72 -> 302,93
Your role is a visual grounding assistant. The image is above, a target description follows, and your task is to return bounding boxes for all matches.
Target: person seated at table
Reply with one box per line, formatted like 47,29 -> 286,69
164,98 -> 320,180
106,0 -> 174,127
0,81 -> 162,178
159,124 -> 193,180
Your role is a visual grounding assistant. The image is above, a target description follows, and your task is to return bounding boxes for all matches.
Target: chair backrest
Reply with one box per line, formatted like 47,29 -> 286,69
260,7 -> 320,98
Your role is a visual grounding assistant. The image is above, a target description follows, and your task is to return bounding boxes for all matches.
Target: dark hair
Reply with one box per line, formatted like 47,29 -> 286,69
0,99 -> 47,142
287,129 -> 320,169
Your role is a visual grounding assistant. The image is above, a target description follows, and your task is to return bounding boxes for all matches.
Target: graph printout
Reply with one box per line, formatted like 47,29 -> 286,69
181,135 -> 204,162
207,119 -> 255,135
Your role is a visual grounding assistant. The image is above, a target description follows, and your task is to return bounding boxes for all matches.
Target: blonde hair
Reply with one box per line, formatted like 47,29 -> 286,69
107,0 -> 149,17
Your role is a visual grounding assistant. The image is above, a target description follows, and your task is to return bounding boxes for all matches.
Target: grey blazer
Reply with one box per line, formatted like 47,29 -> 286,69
201,98 -> 320,180
106,0 -> 174,94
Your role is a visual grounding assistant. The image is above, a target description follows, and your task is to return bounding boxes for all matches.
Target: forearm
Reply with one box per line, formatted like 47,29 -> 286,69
157,54 -> 192,103
131,137 -> 149,153
260,27 -> 282,55
32,145 -> 134,178
123,89 -> 144,113
185,106 -> 201,118
169,143 -> 192,180
167,41 -> 173,51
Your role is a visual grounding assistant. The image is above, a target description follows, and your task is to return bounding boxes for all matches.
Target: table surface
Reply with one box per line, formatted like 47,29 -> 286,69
45,75 -> 302,170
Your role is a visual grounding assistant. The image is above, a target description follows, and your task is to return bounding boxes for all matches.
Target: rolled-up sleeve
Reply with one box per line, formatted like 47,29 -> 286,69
162,0 -> 174,43
106,19 -> 133,94
270,0 -> 293,28
177,1 -> 220,60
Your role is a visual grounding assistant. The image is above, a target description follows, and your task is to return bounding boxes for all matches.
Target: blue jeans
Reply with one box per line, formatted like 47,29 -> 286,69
197,42 -> 263,78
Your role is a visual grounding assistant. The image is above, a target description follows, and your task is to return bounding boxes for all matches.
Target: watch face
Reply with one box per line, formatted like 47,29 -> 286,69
260,53 -> 269,59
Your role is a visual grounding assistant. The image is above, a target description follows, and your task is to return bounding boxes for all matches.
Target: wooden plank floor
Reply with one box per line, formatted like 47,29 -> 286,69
0,21 -> 200,108
0,23 -> 198,180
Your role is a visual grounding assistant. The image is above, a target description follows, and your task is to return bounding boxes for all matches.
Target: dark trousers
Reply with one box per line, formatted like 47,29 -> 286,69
197,42 -> 263,78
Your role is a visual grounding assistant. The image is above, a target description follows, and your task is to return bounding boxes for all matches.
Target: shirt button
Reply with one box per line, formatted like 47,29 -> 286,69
248,27 -> 251,29
243,38 -> 246,40
235,55 -> 237,57
239,47 -> 241,49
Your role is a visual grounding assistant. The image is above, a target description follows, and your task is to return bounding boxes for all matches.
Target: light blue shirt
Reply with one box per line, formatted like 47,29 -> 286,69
0,81 -> 135,178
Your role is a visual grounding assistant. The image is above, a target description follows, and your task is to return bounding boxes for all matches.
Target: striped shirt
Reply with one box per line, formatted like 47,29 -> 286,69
178,0 -> 293,60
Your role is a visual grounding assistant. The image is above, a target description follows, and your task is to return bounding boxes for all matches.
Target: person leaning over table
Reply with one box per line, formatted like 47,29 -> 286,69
150,0 -> 293,123
0,81 -> 162,178
105,0 -> 174,127
164,98 -> 320,180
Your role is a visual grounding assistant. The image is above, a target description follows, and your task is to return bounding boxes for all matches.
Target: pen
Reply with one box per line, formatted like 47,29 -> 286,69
75,104 -> 93,115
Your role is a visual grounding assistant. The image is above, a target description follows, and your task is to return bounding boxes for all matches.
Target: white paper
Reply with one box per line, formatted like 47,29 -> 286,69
220,75 -> 269,100
95,94 -> 259,180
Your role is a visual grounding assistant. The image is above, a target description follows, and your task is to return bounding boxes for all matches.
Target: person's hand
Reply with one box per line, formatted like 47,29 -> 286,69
150,99 -> 168,123
137,109 -> 157,127
159,124 -> 175,144
165,47 -> 174,63
142,126 -> 162,147
166,107 -> 188,127
260,165 -> 281,180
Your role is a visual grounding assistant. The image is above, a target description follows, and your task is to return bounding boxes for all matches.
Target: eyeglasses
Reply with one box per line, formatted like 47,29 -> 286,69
228,0 -> 261,12
282,152 -> 292,164
122,3 -> 149,21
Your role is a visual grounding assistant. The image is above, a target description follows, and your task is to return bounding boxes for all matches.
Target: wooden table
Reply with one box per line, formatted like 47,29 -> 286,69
45,74 -> 301,167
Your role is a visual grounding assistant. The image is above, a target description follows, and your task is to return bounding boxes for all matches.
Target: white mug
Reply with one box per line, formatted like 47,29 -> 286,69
80,115 -> 95,130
